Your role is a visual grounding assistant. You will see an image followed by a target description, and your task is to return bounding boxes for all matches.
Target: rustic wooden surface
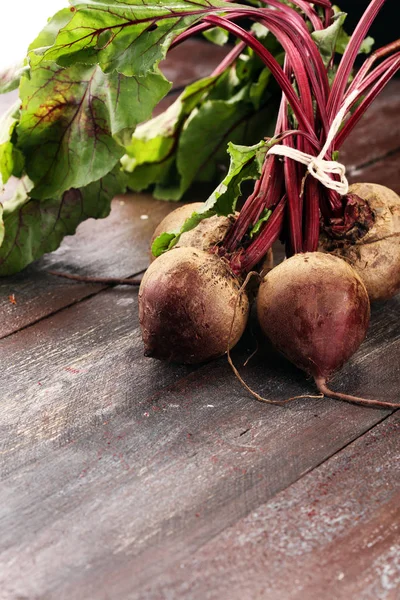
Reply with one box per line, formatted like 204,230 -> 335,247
0,41 -> 399,600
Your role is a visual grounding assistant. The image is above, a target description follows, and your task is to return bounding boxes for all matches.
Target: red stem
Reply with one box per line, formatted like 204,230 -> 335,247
259,0 -> 324,31
259,10 -> 330,129
232,195 -> 287,273
350,51 -> 400,99
348,39 -> 400,94
224,156 -> 281,252
263,19 -> 314,126
335,56 -> 400,149
204,15 -> 315,136
223,101 -> 287,253
280,81 -> 303,254
303,177 -> 321,252
328,0 -> 386,119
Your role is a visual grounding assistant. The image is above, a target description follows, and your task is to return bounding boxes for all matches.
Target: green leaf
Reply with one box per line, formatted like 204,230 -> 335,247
0,170 -> 122,275
249,67 -> 272,110
250,22 -> 270,40
0,100 -> 20,145
123,67 -> 277,201
203,27 -> 229,46
312,11 -> 374,66
17,62 -> 170,199
34,0 -> 235,77
336,31 -> 374,57
124,75 -> 218,166
151,231 -> 178,257
151,139 -> 269,256
176,99 -> 254,192
249,208 -> 272,238
0,100 -> 24,186
120,31 -> 281,201
28,8 -> 76,60
121,74 -> 220,195
311,12 -> 348,67
359,36 -> 375,55
0,138 -> 25,186
206,140 -> 269,215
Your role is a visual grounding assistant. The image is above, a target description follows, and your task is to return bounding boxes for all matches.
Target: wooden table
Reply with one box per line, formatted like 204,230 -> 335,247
1,42 -> 399,600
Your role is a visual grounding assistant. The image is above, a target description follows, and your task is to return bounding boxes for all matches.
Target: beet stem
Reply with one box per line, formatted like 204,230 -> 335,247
204,15 -> 315,136
314,377 -> 399,410
48,270 -> 146,286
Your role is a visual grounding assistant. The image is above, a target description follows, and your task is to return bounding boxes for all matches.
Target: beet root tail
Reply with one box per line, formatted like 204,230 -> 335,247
314,377 -> 399,410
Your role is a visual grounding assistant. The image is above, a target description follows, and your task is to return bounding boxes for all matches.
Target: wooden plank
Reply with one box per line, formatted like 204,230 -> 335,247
160,39 -> 229,89
0,193 -> 185,339
140,412 -> 400,600
349,149 -> 400,191
0,276 -> 398,598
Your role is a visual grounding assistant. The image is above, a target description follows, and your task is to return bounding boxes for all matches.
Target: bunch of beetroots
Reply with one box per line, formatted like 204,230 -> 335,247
139,0 -> 400,409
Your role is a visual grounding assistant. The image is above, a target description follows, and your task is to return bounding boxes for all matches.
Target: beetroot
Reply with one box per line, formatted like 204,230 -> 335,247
320,183 -> 400,301
150,203 -> 236,262
139,247 -> 249,364
256,252 -> 398,408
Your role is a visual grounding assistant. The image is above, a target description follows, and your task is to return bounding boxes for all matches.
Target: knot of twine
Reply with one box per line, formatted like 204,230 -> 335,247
268,90 -> 359,196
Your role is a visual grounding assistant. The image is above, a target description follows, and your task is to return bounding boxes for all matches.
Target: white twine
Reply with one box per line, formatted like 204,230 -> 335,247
267,89 -> 360,196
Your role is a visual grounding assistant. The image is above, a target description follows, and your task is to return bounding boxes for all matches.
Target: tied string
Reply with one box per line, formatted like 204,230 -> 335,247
268,90 -> 360,196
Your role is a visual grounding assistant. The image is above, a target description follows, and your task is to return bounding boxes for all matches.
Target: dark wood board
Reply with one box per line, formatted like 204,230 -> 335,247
0,277 -> 398,599
350,149 -> 400,190
160,39 -> 230,89
0,193 -> 182,339
140,412 -> 400,600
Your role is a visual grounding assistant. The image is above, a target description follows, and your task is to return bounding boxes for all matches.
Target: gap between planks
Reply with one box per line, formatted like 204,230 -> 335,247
0,275 -> 139,342
347,144 -> 400,177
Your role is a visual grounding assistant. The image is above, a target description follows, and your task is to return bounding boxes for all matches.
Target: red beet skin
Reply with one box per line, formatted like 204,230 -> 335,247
139,247 -> 249,364
257,253 -> 370,380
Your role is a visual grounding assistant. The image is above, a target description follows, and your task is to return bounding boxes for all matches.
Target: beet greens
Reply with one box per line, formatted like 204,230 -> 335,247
0,0 -> 398,277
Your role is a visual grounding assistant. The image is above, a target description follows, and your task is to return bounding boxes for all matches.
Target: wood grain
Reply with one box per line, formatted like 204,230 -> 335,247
160,39 -> 229,89
0,278 -> 398,598
140,412 -> 400,600
0,193 -> 183,339
350,150 -> 400,191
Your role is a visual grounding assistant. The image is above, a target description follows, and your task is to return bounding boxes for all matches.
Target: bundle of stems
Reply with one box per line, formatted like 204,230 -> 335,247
173,0 -> 399,274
